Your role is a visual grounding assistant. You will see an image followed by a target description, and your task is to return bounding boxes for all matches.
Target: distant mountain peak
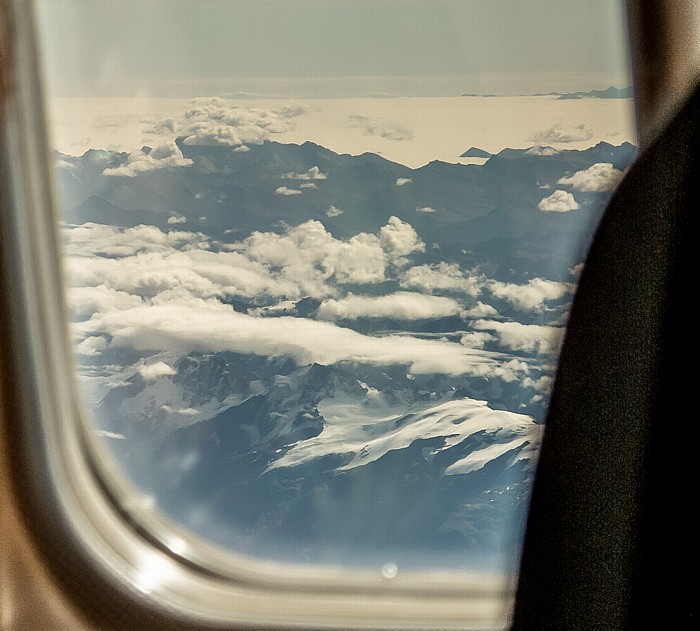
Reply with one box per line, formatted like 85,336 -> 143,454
460,147 -> 492,158
556,86 -> 633,100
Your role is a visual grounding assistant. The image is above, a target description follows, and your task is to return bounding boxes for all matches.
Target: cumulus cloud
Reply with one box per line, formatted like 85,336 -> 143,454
78,299 -> 508,377
348,115 -> 414,141
530,122 -> 593,144
317,292 -> 463,321
138,361 -> 177,381
488,278 -> 574,311
395,177 -> 412,186
242,220 -> 389,287
147,98 -> 308,149
379,216 -> 425,262
400,262 -> 482,296
538,190 -> 580,212
326,205 -> 344,217
167,214 -> 187,225
103,142 -> 193,177
63,224 -> 301,301
558,162 -> 624,192
299,183 -> 317,189
416,206 -> 436,214
65,219 -> 554,388
282,166 -> 327,181
64,219 -> 431,310
275,186 -> 303,196
473,320 -> 565,355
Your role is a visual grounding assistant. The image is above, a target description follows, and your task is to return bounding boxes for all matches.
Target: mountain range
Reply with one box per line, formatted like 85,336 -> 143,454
59,137 -> 637,570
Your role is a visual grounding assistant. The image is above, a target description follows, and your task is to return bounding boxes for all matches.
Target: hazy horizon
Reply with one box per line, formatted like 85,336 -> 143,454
35,1 -> 631,99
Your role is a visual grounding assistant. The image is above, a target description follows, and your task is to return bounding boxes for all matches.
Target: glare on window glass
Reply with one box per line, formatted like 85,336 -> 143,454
35,0 -> 635,574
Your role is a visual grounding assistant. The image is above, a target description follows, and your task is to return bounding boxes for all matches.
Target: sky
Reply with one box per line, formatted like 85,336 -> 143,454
35,0 -> 631,98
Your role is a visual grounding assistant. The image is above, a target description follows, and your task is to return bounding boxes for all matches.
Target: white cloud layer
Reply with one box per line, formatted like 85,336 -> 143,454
103,142 -> 193,177
488,278 -> 573,311
68,285 -> 144,318
64,219 -> 563,388
395,177 -> 412,186
538,189 -> 580,212
317,292 -> 463,321
558,162 -> 623,192
473,320 -> 565,355
78,299 -> 508,377
400,262 -> 482,296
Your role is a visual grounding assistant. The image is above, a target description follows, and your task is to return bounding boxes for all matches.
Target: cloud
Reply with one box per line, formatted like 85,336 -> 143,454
65,219 -> 552,388
138,361 -> 177,381
68,285 -> 144,318
63,224 -> 302,301
379,216 -> 425,262
558,162 -> 624,192
326,205 -> 344,218
459,331 -> 497,349
348,115 -> 414,141
64,220 -> 426,309
243,220 -> 389,287
569,263 -> 584,278
103,142 -> 193,177
282,166 -> 327,181
538,190 -> 580,212
167,214 -> 187,225
275,186 -> 303,196
299,183 -> 317,189
317,292 -> 463,321
416,206 -> 436,214
473,320 -> 565,355
62,223 -> 210,258
75,336 -> 108,356
488,277 -> 574,311
150,98 -> 309,148
530,122 -> 593,144
400,262 -> 482,296
462,301 -> 499,318
78,299 -> 510,378
395,177 -> 412,186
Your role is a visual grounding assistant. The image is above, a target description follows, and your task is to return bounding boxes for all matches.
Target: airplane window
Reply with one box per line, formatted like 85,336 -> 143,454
15,0 -> 635,627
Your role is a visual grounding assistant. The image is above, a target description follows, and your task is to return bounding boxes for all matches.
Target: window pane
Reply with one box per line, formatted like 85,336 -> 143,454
36,0 -> 635,580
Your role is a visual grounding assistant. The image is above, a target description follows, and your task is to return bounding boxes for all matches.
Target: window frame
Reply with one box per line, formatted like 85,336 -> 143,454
2,0 -> 697,629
